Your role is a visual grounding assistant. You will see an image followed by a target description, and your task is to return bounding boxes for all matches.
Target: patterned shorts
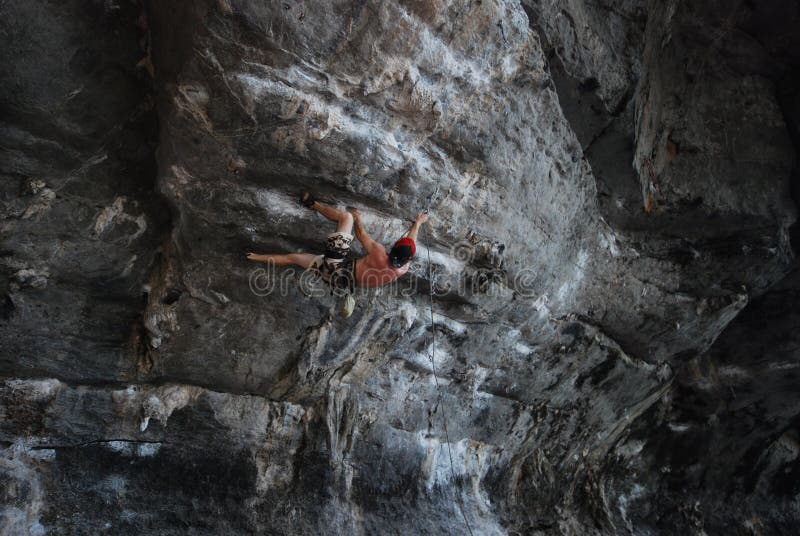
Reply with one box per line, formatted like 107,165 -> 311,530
309,232 -> 356,291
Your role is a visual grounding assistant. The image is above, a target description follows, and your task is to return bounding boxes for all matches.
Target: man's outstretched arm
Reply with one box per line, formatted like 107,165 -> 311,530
406,212 -> 429,241
351,209 -> 380,253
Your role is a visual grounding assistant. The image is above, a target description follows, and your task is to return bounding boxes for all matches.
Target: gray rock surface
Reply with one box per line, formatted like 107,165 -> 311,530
1,0 -> 798,534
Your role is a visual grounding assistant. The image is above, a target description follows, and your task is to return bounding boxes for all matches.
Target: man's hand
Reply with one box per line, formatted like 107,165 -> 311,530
351,208 -> 362,221
416,212 -> 429,224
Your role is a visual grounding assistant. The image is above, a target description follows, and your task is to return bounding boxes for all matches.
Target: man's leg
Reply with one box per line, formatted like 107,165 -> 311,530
311,201 -> 354,234
246,252 -> 316,269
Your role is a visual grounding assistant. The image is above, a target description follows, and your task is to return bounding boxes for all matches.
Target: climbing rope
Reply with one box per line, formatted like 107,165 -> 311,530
424,188 -> 476,536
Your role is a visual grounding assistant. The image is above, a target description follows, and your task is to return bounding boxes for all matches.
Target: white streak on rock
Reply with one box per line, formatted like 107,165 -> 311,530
4,378 -> 62,401
93,196 -> 148,243
0,441 -> 54,536
22,188 -> 56,220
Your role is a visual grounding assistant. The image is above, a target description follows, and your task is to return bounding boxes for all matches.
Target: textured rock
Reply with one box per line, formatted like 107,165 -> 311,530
522,0 -> 647,114
0,0 -> 169,383
1,0 -> 798,534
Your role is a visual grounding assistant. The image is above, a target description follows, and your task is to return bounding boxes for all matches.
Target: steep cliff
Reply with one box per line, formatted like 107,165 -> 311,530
1,1 -> 798,534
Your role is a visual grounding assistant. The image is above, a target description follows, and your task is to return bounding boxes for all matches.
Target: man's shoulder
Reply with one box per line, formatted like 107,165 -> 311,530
367,244 -> 388,260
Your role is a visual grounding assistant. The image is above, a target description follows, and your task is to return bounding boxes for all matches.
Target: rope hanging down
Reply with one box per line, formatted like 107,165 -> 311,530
423,188 -> 475,536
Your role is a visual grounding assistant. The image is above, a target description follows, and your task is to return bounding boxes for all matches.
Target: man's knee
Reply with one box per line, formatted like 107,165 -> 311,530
337,212 -> 353,232
339,211 -> 353,226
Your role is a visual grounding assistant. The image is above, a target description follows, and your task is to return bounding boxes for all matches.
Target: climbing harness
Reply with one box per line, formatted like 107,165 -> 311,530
424,189 -> 476,536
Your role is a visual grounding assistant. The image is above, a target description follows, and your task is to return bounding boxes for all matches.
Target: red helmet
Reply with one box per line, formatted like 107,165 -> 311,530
389,237 -> 416,267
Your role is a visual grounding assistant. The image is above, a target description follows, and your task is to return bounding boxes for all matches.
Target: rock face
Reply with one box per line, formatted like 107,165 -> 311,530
1,1 -> 798,534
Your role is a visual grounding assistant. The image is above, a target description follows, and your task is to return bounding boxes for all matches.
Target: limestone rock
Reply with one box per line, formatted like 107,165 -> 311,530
1,0 -> 798,534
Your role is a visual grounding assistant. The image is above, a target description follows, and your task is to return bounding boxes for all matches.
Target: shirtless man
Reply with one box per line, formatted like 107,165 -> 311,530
246,193 -> 429,291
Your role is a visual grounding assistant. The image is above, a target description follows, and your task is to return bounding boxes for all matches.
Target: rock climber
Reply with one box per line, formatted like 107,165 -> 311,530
246,193 -> 429,291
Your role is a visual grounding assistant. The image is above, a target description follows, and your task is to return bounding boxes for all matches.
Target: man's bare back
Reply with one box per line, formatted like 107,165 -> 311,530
354,244 -> 409,287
